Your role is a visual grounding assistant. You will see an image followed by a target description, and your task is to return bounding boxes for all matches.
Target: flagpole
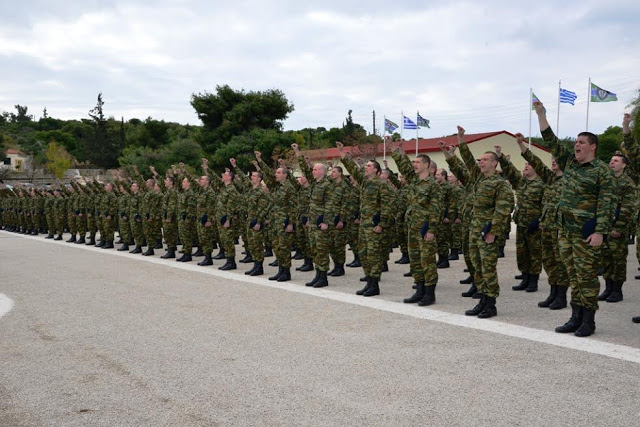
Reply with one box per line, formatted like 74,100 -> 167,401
415,111 -> 419,156
586,77 -> 591,131
556,79 -> 561,137
528,88 -> 532,148
383,116 -> 387,161
400,111 -> 404,141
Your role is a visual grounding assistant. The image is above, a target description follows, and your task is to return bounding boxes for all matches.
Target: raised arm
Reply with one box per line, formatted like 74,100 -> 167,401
456,126 -> 481,179
535,101 -> 570,171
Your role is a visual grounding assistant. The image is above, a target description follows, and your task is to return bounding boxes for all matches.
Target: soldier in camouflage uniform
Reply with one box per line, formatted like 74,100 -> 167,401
160,175 -> 179,259
345,176 -> 363,268
391,143 -> 442,305
435,168 -> 453,269
326,166 -> 351,277
338,142 -> 394,296
128,181 -> 145,253
193,174 -> 217,266
516,135 -> 569,310
496,146 -> 545,293
293,144 -> 332,288
393,174 -> 410,265
98,182 -> 118,249
216,169 -> 241,270
455,126 -> 513,318
177,177 -> 197,262
447,173 -> 463,260
242,170 -> 270,276
535,101 -> 615,337
141,179 -> 163,256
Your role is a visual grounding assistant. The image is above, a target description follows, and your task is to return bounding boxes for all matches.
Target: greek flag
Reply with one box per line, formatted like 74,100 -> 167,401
417,113 -> 430,128
559,88 -> 577,105
384,118 -> 399,133
403,115 -> 418,130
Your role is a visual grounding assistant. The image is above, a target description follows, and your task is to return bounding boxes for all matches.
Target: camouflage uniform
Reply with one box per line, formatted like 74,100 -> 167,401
215,182 -> 240,260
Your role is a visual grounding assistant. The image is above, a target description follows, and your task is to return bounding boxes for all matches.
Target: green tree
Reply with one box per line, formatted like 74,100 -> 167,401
597,126 -> 622,161
45,140 -> 74,179
86,93 -> 119,168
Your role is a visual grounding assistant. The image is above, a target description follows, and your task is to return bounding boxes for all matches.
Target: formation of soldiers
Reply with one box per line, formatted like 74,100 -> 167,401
1,107 -> 639,337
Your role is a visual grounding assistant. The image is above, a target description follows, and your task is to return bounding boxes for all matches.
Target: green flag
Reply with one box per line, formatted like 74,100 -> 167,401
590,82 -> 618,102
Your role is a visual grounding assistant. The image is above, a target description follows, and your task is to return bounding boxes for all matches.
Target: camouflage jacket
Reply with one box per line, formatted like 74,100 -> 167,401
499,156 -> 545,226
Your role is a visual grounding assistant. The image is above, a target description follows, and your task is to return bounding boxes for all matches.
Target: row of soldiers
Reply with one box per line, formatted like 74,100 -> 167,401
1,111 -> 639,335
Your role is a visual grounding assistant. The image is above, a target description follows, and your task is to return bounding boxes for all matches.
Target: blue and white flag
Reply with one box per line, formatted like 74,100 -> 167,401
384,118 -> 399,133
559,88 -> 577,105
403,115 -> 418,130
417,113 -> 430,128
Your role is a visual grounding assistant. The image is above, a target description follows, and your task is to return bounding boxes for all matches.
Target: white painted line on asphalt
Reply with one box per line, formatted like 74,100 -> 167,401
0,293 -> 15,319
6,230 -> 640,364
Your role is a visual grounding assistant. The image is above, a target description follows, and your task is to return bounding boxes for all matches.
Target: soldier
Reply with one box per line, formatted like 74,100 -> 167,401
391,142 -> 442,305
338,142 -> 394,296
160,175 -> 179,259
456,126 -> 513,318
496,145 -> 545,293
242,170 -> 270,276
598,153 -> 637,303
326,166 -> 351,277
448,173 -> 463,260
514,134 -> 569,310
216,169 -> 241,270
177,177 -> 197,262
128,181 -> 145,254
99,182 -> 118,249
293,143 -> 332,288
435,168 -> 453,269
535,101 -> 615,337
194,173 -> 216,266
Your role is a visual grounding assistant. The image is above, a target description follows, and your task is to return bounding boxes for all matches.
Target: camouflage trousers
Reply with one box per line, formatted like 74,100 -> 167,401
347,220 -> 359,252
46,212 -> 55,235
358,226 -> 383,279
329,226 -> 347,265
131,218 -> 145,246
541,228 -> 568,286
451,221 -> 462,250
381,225 -> 393,262
102,216 -> 115,242
295,220 -> 311,259
217,221 -> 235,260
461,221 -> 475,276
197,222 -> 215,254
54,212 -> 65,235
77,214 -> 87,237
558,228 -> 602,311
469,231 -> 500,298
436,222 -> 451,257
119,218 -> 132,244
179,219 -> 196,254
247,226 -> 265,262
309,225 -> 330,271
67,212 -> 77,235
602,235 -> 629,282
162,220 -> 178,249
515,225 -> 542,274
408,221 -> 438,287
274,224 -> 295,268
87,213 -> 97,236
396,220 -> 408,254
145,218 -> 162,245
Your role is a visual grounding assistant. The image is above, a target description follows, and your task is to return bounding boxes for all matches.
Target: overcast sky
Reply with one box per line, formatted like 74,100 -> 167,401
1,0 -> 639,139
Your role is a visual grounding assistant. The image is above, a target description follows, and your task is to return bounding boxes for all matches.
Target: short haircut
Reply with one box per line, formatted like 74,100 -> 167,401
333,166 -> 343,175
578,131 -> 598,145
368,160 -> 382,174
278,166 -> 290,176
612,153 -> 628,164
252,171 -> 264,180
484,151 -> 499,162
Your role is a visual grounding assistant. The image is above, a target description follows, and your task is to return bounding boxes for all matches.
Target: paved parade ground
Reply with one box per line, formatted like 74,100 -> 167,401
2,230 -> 640,426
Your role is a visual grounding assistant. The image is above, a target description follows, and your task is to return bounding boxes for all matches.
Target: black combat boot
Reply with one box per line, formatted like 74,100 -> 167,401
555,303 -> 583,333
197,254 -> 213,266
76,236 -> 86,244
239,252 -> 253,263
606,281 -> 624,303
86,235 -> 96,245
514,273 -> 524,280
395,252 -> 410,264
66,235 -> 77,243
117,243 -> 130,251
264,246 -> 274,257
347,253 -> 361,268
130,245 -> 142,254
154,239 -> 163,250
219,257 -> 236,270
328,264 -> 345,277
497,246 -> 505,258
598,278 -> 613,301
246,261 -> 263,276
362,277 -> 379,296
293,250 -> 304,260
297,258 -> 314,272
306,269 -> 321,287
244,261 -> 257,275
404,281 -> 426,303
312,271 -> 328,288
102,241 -> 114,249
538,285 -> 557,308
381,261 -> 388,272
269,266 -> 284,281
549,286 -> 568,310
45,234 -> 54,239
632,315 -> 640,323
212,248 -> 226,260
461,283 -> 477,298
574,308 -> 596,337
356,278 -> 371,295
181,253 -> 193,262
525,274 -> 539,292
478,297 -> 497,318
277,267 -> 291,282
465,295 -> 486,316
403,271 -> 412,277
161,247 -> 176,259
418,285 -> 436,306
512,273 -> 530,291
54,234 -> 63,241
96,240 -> 105,247
192,246 -> 204,257
436,254 -> 450,269
142,247 -> 155,256
448,248 -> 459,261
460,275 -> 473,284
